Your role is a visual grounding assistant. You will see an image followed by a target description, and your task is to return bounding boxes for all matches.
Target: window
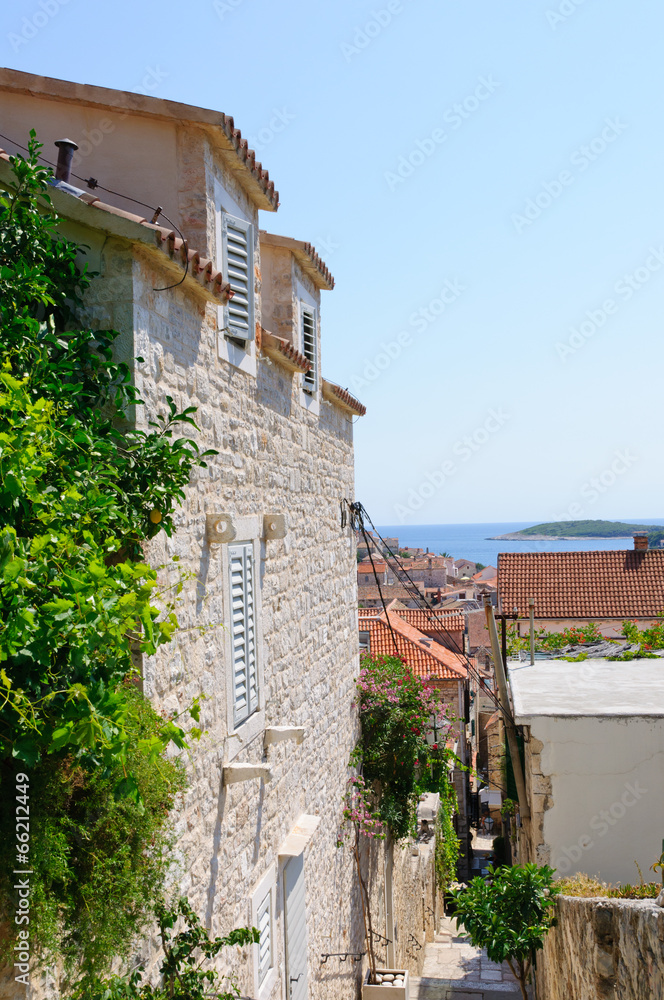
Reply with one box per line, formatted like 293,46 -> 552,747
222,214 -> 254,346
229,542 -> 258,726
300,303 -> 317,393
256,891 -> 272,986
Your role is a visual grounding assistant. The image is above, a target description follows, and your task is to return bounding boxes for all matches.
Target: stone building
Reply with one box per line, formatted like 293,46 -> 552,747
507,655 -> 664,885
0,69 -> 372,1000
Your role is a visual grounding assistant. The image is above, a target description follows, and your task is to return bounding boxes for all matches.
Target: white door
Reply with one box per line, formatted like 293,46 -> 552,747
283,855 -> 308,1000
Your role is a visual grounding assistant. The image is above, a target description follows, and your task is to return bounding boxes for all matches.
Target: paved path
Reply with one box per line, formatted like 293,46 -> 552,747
409,915 -> 526,1000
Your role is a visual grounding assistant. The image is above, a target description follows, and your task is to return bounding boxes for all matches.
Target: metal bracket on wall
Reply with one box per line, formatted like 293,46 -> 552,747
320,952 -> 365,964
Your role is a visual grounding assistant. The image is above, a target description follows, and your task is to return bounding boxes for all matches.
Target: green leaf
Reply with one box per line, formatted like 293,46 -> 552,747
12,737 -> 40,767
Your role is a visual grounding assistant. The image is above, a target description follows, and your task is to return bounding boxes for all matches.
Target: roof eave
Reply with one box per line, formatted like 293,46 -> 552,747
0,67 -> 279,212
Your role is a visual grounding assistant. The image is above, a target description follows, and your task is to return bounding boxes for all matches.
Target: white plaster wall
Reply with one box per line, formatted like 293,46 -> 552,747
531,715 -> 664,883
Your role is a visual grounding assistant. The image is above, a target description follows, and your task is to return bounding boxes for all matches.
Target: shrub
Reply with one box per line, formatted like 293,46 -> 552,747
0,688 -> 187,978
451,864 -> 558,1000
69,898 -> 258,1000
352,654 -> 452,840
555,872 -> 661,899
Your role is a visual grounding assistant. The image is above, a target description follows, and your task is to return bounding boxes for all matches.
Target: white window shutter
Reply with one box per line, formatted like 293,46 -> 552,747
222,214 -> 254,344
229,542 -> 257,725
257,891 -> 272,985
301,305 -> 317,392
284,855 -> 308,1000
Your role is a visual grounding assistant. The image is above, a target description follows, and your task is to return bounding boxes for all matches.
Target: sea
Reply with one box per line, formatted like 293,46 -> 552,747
375,520 -> 664,568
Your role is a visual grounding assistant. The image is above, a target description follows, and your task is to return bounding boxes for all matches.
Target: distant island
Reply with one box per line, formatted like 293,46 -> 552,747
490,519 -> 662,541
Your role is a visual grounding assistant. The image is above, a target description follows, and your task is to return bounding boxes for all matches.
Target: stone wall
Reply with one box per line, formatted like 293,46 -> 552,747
0,208 -> 362,1000
358,833 -> 440,985
536,895 -> 664,1000
517,729 -> 552,868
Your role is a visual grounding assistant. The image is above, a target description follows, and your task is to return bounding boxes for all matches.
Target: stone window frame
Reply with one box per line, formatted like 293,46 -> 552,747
251,864 -> 278,1000
221,515 -> 266,760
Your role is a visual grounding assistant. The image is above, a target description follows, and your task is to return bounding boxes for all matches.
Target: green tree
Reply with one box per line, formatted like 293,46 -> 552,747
451,864 -> 558,1000
0,131 -> 209,776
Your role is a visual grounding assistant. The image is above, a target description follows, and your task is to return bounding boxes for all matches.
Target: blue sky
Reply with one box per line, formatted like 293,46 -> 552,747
3,0 -> 663,524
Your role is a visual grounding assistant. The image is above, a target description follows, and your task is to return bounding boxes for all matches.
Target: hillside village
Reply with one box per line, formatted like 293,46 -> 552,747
0,62 -> 663,1000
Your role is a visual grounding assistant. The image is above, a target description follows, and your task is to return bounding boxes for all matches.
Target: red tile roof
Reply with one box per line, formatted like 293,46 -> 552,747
385,607 -> 465,634
257,328 -> 311,373
361,612 -> 467,680
358,561 -> 387,573
498,550 -> 664,619
322,380 -> 366,416
259,231 -> 334,289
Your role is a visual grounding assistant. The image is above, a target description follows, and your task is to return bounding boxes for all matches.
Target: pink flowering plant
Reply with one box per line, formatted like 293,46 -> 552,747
341,776 -> 386,841
351,655 -> 453,841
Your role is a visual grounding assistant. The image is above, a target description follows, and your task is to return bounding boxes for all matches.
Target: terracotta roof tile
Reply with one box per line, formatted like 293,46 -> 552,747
322,379 -> 366,416
498,550 -> 664,619
360,613 -> 467,680
223,119 -> 279,209
382,607 -> 465,633
259,231 -> 334,289
257,328 -> 311,373
358,606 -> 465,633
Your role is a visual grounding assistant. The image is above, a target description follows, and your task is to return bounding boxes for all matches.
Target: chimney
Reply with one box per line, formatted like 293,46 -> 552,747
54,138 -> 78,183
634,532 -> 649,551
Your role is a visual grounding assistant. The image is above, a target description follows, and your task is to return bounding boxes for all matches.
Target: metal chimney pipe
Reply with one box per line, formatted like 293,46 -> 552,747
54,138 -> 78,182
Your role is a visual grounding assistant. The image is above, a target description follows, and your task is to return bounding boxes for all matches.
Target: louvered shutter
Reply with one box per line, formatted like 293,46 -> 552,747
257,891 -> 272,985
301,306 -> 317,392
229,542 -> 258,726
222,214 -> 254,344
284,855 -> 308,1000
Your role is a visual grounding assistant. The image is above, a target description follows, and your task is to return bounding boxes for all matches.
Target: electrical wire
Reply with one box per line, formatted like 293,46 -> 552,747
0,130 -> 190,291
350,502 -> 517,727
355,513 -> 400,657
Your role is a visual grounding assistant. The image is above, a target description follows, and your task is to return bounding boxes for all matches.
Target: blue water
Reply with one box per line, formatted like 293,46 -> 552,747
375,520 -> 664,568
